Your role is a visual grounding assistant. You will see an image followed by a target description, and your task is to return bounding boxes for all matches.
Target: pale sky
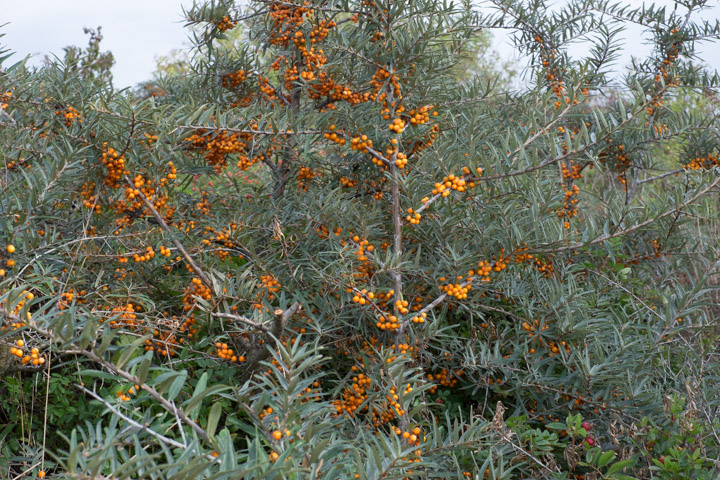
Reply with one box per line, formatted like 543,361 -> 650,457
3,0 -> 194,88
2,1 -> 719,89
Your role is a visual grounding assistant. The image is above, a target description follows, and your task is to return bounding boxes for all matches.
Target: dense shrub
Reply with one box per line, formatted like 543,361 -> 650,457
1,1 -> 719,478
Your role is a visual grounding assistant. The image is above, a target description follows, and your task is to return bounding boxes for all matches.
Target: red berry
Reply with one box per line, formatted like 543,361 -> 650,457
582,422 -> 591,431
585,437 -> 595,446
659,456 -> 665,464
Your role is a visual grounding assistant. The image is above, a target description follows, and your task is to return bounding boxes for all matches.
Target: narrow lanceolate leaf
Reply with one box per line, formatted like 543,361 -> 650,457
206,402 -> 223,439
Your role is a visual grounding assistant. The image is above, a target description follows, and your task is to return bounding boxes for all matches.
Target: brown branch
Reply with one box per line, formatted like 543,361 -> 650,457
391,161 -> 404,335
637,168 -> 684,185
76,384 -> 188,450
67,348 -> 211,443
365,146 -> 393,168
125,175 -> 212,288
239,302 -> 300,383
212,312 -> 271,333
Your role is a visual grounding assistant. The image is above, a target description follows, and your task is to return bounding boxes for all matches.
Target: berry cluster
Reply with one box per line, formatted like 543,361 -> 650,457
221,69 -> 246,89
55,105 -> 81,127
216,15 -> 236,32
9,339 -> 46,366
215,342 -> 245,362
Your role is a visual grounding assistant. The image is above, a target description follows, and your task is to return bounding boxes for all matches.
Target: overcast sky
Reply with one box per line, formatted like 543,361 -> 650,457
3,0 -> 194,88
2,1 -> 719,89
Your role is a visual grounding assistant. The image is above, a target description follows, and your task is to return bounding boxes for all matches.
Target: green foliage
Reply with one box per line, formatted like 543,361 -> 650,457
1,0 -> 720,479
50,27 -> 115,88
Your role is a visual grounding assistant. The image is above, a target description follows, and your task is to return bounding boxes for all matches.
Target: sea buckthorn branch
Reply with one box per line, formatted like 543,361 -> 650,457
364,145 -> 394,168
28,158 -> 73,219
401,279 -> 473,328
76,384 -> 188,450
584,268 -> 663,322
88,106 -> 156,127
271,58 -> 304,198
465,83 -> 671,188
116,111 -> 138,161
175,124 -> 322,137
498,425 -> 562,476
327,43 -> 388,72
442,90 -> 507,106
475,303 -> 527,323
656,180 -> 689,242
186,9 -> 271,27
86,107 -> 323,137
586,6 -> 657,29
413,90 -> 579,217
123,175 -> 212,288
261,154 -> 280,177
96,326 -> 213,361
414,170 -> 480,215
520,381 -> 629,419
349,285 -> 390,320
255,0 -> 364,15
14,233 -> 143,278
264,77 -> 292,107
239,302 -> 301,382
67,347 -> 211,443
636,168 -> 684,185
212,312 -> 273,333
486,0 -> 552,51
534,174 -> 720,254
273,140 -> 297,199
386,87 -> 406,341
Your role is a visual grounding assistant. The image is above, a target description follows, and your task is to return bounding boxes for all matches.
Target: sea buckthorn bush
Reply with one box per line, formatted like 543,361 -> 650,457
1,1 -> 720,478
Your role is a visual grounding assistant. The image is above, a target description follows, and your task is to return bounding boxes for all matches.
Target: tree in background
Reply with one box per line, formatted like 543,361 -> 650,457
45,26 -> 115,88
1,1 -> 720,479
